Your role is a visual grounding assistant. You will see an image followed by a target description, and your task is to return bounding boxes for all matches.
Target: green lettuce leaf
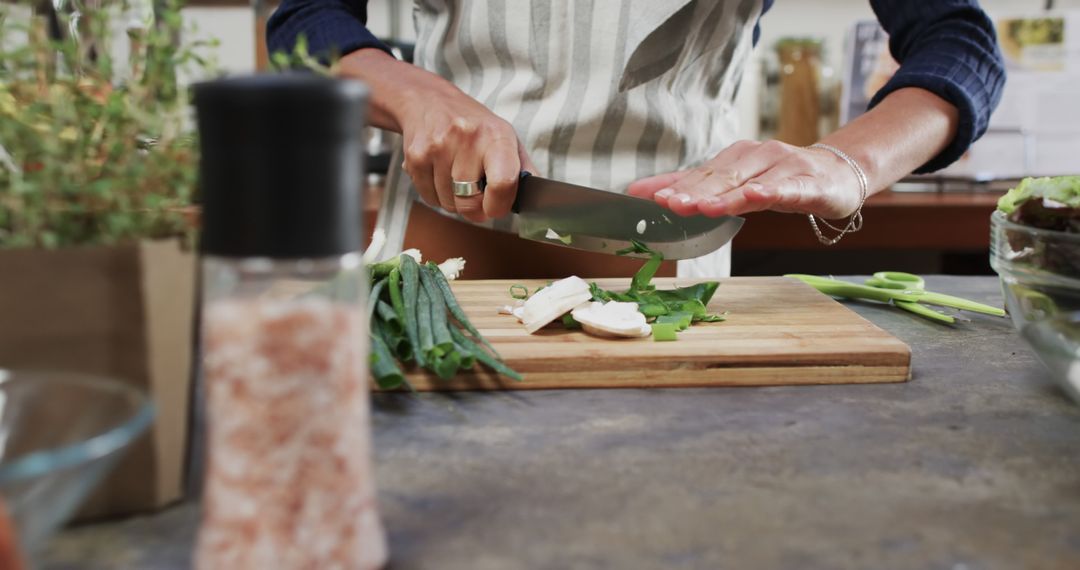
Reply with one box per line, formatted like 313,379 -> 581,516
998,176 -> 1080,214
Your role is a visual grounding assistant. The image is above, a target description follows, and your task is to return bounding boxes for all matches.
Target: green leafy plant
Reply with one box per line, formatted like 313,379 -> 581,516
269,34 -> 340,76
0,1 -> 216,249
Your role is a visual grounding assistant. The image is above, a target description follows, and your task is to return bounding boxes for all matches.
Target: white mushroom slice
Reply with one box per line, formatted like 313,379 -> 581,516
497,305 -> 526,323
520,276 -> 592,333
571,301 -> 651,338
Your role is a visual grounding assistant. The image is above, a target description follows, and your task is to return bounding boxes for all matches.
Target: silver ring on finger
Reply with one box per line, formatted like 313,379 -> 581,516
452,179 -> 483,197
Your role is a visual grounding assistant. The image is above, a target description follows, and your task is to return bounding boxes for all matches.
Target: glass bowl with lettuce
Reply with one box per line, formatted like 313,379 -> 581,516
992,176 -> 1080,403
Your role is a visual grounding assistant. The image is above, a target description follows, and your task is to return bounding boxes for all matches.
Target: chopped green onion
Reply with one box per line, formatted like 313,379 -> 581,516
399,254 -> 426,367
370,325 -> 407,390
376,300 -> 404,336
510,284 -> 529,300
417,286 -> 436,359
428,264 -> 498,354
453,339 -> 477,369
695,313 -> 726,323
433,351 -> 462,380
562,313 -> 581,329
450,327 -> 523,381
388,267 -> 405,322
638,303 -> 669,318
678,299 -> 708,318
652,323 -> 678,342
368,278 -> 387,322
657,312 -> 692,331
419,265 -> 454,353
614,239 -> 652,256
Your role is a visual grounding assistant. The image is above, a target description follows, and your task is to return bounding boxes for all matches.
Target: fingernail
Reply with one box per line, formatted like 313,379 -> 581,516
703,197 -> 725,209
655,188 -> 675,199
672,193 -> 694,206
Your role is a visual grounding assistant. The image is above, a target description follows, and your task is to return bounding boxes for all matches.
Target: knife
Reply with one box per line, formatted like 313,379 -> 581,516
507,172 -> 744,260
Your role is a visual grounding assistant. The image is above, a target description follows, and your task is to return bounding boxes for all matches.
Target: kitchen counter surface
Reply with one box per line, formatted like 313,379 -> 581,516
41,276 -> 1080,569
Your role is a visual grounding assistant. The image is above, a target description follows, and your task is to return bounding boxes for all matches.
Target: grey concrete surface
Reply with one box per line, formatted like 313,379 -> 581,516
40,277 -> 1080,570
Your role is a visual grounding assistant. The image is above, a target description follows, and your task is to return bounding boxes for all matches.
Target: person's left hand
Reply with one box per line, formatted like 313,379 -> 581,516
627,140 -> 863,219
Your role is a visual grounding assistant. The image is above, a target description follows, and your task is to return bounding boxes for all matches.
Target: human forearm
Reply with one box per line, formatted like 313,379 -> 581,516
338,48 -> 457,133
626,87 -> 961,221
868,0 -> 1006,172
819,86 -> 959,196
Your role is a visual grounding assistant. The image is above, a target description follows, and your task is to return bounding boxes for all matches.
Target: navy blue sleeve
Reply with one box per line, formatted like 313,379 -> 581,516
266,0 -> 391,60
868,0 -> 1006,173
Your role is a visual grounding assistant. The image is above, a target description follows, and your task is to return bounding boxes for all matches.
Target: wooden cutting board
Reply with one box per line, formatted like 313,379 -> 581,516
404,276 -> 911,390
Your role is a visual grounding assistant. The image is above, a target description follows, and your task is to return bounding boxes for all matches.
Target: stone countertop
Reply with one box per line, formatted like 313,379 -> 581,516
41,276 -> 1080,570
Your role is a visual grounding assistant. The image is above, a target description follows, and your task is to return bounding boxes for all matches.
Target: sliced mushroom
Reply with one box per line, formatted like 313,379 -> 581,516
497,300 -> 526,320
571,301 -> 651,338
520,276 -> 593,333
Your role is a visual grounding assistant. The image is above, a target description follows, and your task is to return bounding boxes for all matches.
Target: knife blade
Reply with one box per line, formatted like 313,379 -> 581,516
509,173 -> 743,260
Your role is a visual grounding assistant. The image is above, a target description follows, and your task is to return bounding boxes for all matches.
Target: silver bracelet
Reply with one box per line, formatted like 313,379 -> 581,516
806,143 -> 868,246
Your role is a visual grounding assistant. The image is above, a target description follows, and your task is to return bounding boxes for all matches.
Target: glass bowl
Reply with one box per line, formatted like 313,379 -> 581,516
991,210 -> 1080,404
0,370 -> 154,562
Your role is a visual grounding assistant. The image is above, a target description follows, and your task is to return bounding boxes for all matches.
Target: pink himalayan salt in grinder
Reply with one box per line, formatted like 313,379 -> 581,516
192,74 -> 388,569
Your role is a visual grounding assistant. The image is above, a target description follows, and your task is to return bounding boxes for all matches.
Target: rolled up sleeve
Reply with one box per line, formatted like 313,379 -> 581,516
267,0 -> 390,61
868,0 -> 1007,173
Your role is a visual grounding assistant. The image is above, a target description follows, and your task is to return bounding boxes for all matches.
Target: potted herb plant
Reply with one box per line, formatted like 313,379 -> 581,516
0,0 -> 212,519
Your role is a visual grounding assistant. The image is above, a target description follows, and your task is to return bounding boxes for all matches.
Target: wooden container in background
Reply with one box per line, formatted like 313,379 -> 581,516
775,39 -> 823,147
0,240 -> 197,520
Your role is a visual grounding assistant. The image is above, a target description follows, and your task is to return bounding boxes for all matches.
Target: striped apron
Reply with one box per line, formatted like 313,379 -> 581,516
376,0 -> 763,277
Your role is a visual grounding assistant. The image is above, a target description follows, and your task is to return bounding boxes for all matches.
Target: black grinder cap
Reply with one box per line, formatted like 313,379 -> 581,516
193,74 -> 369,258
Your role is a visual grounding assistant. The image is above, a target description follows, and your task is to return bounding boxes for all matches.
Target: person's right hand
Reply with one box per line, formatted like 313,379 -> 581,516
341,48 -> 534,223
397,88 -> 535,222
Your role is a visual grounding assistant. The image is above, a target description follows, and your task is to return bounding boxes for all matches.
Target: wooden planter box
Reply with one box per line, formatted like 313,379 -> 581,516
0,239 -> 197,520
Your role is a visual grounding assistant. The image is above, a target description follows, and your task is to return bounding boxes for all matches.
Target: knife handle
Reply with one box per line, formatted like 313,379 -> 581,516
466,171 -> 531,214
509,170 -> 532,214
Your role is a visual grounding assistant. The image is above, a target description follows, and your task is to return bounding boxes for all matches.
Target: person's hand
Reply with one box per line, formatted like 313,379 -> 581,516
341,48 -> 535,222
627,140 -> 862,219
398,90 -> 536,222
